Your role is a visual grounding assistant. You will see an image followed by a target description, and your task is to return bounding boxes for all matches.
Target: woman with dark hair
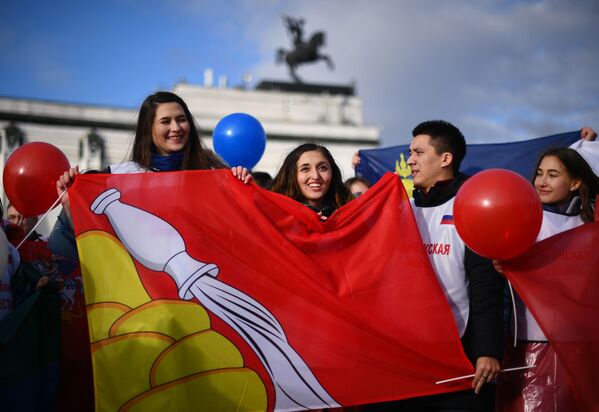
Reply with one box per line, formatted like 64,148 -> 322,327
58,91 -> 249,201
496,147 -> 599,411
127,91 -> 226,172
271,143 -> 353,219
532,147 -> 598,224
53,90 -> 253,261
48,91 -> 251,411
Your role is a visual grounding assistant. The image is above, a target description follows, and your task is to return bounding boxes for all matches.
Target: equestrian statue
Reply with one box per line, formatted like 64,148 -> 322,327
277,16 -> 334,83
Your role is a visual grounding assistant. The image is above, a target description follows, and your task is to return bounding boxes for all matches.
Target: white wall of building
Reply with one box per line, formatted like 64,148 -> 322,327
0,81 -> 380,236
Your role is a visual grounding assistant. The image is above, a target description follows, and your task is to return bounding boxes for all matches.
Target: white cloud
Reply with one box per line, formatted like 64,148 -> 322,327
3,0 -> 597,147
246,0 -> 599,146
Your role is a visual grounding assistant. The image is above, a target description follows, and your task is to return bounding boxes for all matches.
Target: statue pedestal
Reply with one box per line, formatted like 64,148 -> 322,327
256,80 -> 355,96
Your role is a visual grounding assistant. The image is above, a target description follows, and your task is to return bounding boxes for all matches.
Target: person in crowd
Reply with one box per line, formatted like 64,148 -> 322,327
271,143 -> 353,220
371,120 -> 505,412
252,171 -> 274,189
344,176 -> 371,197
6,203 -> 44,241
2,201 -> 51,293
0,199 -> 60,412
1,197 -> 53,315
57,91 -> 250,214
495,147 -> 599,412
0,200 -> 20,321
52,89 -> 253,326
408,120 -> 504,409
579,126 -> 597,141
49,91 -> 252,412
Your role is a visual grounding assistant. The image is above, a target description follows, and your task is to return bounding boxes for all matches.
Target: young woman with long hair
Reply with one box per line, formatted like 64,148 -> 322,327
271,143 -> 353,219
497,147 -> 599,412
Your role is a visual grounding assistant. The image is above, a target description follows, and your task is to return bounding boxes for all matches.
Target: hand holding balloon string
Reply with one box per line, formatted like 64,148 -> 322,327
15,166 -> 79,250
56,166 -> 81,217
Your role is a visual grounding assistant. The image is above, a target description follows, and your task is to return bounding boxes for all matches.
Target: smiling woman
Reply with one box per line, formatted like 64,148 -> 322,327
271,143 -> 353,219
296,150 -> 333,210
46,91 -> 253,412
55,91 -> 255,211
130,91 -> 226,172
151,102 -> 190,155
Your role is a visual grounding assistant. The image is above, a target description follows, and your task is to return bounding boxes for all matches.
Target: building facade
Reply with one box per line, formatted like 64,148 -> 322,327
0,80 -> 380,234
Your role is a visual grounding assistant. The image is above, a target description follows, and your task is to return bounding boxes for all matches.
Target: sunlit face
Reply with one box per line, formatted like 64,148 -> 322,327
534,155 -> 581,205
407,134 -> 453,193
152,102 -> 190,155
296,150 -> 333,209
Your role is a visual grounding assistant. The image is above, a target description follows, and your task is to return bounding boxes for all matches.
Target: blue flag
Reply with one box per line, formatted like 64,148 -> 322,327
356,131 -> 580,196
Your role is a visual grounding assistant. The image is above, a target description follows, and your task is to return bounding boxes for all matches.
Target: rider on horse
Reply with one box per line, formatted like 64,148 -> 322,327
277,16 -> 334,83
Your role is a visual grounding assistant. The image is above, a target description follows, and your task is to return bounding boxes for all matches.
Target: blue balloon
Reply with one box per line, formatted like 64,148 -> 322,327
212,113 -> 266,169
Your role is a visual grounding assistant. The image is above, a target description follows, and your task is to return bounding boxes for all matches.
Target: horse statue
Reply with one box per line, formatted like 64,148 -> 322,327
277,16 -> 334,83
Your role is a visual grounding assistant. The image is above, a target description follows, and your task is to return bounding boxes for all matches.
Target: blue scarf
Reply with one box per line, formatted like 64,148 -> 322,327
542,195 -> 581,216
150,151 -> 184,171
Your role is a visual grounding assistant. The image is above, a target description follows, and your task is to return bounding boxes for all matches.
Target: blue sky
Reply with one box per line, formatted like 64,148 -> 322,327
1,0 -> 598,146
0,1 -> 265,107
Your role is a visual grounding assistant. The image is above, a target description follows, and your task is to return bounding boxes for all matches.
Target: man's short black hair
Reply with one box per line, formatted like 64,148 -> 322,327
412,120 -> 467,173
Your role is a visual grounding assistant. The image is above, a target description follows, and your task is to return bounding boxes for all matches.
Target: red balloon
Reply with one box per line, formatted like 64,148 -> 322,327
454,169 -> 542,260
3,142 -> 70,217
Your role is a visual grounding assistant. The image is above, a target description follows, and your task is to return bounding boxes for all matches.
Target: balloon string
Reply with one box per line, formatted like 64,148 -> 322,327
507,279 -> 518,347
16,190 -> 66,250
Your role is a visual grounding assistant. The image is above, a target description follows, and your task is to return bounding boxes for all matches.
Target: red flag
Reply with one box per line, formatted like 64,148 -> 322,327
504,223 -> 599,412
69,170 -> 473,410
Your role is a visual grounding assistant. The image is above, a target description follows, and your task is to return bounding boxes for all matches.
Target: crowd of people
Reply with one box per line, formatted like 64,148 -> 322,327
1,90 -> 597,412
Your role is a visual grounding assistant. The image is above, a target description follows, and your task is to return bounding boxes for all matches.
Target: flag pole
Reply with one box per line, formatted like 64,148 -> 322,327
435,365 -> 536,384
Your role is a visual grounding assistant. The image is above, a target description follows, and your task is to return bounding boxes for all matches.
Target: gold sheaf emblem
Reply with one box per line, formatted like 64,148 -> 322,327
77,232 -> 267,412
395,153 -> 414,197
